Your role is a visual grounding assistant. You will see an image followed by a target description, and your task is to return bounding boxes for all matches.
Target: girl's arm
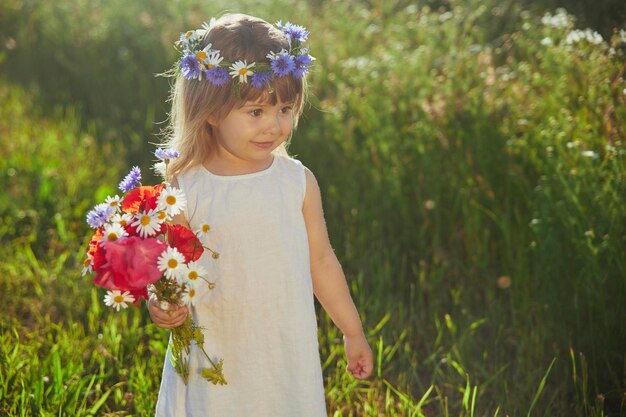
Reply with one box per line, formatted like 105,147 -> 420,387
302,167 -> 373,379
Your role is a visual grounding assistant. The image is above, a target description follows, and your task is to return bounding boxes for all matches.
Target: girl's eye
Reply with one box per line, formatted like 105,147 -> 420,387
280,106 -> 293,114
249,109 -> 263,117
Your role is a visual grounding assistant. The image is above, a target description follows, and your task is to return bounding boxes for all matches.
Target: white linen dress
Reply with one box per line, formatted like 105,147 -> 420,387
155,155 -> 327,417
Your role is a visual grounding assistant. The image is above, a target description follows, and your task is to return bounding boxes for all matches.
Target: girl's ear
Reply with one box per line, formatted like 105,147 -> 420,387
206,115 -> 219,126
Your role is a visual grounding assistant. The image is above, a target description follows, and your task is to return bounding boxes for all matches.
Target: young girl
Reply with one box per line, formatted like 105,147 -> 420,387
148,13 -> 373,416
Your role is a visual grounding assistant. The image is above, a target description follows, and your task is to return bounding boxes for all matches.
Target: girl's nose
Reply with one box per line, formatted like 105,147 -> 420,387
264,113 -> 281,135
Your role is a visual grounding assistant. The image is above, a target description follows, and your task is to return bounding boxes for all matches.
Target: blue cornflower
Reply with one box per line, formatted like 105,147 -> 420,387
270,52 -> 295,77
276,21 -> 309,43
86,203 -> 114,229
155,148 -> 180,161
205,66 -> 230,85
180,54 -> 201,80
119,166 -> 142,193
292,54 -> 312,78
250,71 -> 273,89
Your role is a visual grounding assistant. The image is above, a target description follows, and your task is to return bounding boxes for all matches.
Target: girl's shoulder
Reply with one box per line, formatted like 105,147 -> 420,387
275,153 -> 306,172
274,154 -> 309,202
174,163 -> 206,190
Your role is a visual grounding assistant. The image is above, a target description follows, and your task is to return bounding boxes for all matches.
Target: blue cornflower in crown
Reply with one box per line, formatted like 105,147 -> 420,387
174,19 -> 314,88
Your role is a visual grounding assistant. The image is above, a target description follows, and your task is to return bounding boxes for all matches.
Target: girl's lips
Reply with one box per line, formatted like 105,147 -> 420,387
252,141 -> 274,149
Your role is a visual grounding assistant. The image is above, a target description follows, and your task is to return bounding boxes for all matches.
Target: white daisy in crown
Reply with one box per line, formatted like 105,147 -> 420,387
229,60 -> 255,83
130,209 -> 160,238
157,246 -> 186,281
204,51 -> 224,69
157,186 -> 187,217
104,290 -> 135,311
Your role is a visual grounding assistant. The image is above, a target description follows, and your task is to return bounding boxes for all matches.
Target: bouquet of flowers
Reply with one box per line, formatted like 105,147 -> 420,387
81,149 -> 226,385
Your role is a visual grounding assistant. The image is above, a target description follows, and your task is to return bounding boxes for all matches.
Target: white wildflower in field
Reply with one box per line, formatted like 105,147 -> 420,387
438,11 -> 453,22
342,57 -> 372,70
541,8 -> 570,28
565,29 -> 603,45
581,150 -> 599,159
541,37 -> 554,47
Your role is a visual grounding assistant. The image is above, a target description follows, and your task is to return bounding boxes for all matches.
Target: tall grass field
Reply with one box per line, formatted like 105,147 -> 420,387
1,0 -> 625,415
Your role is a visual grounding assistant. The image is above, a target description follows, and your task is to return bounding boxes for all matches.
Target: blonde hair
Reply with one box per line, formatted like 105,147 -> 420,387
157,13 -> 308,180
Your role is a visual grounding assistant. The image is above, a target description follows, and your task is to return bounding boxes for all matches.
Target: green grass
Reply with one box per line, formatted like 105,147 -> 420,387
1,0 -> 626,415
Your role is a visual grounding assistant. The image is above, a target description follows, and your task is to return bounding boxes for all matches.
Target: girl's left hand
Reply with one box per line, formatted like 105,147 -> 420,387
344,333 -> 374,379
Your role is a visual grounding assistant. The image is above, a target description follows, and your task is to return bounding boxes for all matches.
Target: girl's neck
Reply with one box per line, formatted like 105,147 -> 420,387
203,151 -> 275,177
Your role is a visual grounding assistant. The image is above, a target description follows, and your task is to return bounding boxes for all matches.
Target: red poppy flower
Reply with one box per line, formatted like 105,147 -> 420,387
122,184 -> 164,214
166,223 -> 204,262
92,236 -> 165,298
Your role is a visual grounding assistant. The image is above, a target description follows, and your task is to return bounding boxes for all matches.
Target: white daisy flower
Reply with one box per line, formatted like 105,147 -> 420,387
103,290 -> 135,311
156,210 -> 170,223
204,51 -> 223,69
110,213 -> 133,228
196,221 -> 211,238
101,223 -> 128,244
81,257 -> 93,277
201,18 -> 217,33
183,261 -> 208,287
184,30 -> 198,42
266,48 -> 288,60
157,247 -> 186,281
157,186 -> 187,217
105,195 -> 122,211
229,60 -> 255,83
182,286 -> 198,306
130,209 -> 160,238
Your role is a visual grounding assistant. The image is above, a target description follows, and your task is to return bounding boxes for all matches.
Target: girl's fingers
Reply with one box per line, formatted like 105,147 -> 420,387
347,357 -> 373,379
149,301 -> 188,328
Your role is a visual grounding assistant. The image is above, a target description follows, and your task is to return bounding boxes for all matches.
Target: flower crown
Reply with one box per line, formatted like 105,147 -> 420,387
175,19 -> 314,90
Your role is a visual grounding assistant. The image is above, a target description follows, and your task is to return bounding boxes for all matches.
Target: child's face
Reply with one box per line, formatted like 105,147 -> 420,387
209,98 -> 295,167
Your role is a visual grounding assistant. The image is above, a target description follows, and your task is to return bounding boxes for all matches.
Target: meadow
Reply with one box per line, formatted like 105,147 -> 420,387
1,0 -> 625,416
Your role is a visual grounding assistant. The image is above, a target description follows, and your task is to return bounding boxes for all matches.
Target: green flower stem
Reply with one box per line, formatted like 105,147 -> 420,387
153,282 -> 227,386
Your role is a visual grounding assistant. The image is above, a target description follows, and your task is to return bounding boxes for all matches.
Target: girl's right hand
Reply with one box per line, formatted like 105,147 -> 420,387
147,296 -> 189,328
344,333 -> 374,380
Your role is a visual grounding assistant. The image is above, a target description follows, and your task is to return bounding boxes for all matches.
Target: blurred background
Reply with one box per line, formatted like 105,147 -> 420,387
1,0 -> 625,415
